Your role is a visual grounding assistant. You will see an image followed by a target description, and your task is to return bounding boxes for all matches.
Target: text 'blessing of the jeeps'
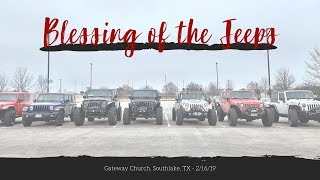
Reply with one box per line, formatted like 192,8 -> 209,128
42,17 -> 278,58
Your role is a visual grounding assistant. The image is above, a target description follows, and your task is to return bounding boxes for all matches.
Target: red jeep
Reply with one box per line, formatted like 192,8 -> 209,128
0,92 -> 34,126
216,90 -> 273,126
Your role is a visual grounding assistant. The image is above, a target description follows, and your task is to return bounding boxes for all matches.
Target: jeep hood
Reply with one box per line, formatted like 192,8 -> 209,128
0,101 -> 15,106
287,99 -> 320,104
231,99 -> 261,104
181,99 -> 207,104
84,97 -> 111,101
30,102 -> 62,106
132,99 -> 157,103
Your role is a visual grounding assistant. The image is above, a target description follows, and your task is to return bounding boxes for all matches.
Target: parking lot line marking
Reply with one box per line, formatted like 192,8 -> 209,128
165,114 -> 170,127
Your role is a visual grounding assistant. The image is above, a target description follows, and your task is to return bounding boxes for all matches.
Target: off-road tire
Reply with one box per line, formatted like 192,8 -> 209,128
262,108 -> 274,127
172,108 -> 176,121
208,109 -> 217,126
88,117 -> 94,122
156,107 -> 163,125
55,111 -> 64,126
272,108 -> 280,123
228,108 -> 238,126
3,109 -> 16,126
74,108 -> 85,126
123,108 -> 130,125
117,106 -> 122,121
108,107 -> 117,126
288,109 -> 299,127
176,109 -> 184,125
70,112 -> 75,122
217,106 -> 225,122
22,117 -> 32,127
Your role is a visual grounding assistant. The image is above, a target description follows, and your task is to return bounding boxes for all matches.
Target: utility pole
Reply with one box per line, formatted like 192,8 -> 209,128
58,79 -> 62,92
183,80 -> 185,89
165,74 -> 167,100
74,80 -> 77,93
90,62 -> 93,89
47,35 -> 50,93
216,62 -> 219,92
266,28 -> 271,96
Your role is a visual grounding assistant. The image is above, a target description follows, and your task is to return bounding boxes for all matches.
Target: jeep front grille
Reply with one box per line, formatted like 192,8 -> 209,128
137,102 -> 152,107
307,104 -> 320,111
33,106 -> 49,113
87,101 -> 101,108
190,104 -> 203,111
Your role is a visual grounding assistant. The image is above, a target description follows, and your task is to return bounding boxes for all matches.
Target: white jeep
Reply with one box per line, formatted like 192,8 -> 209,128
172,89 -> 217,126
268,90 -> 320,127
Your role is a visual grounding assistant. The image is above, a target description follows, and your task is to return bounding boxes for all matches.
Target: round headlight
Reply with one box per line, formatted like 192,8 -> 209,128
260,103 -> 264,108
49,106 -> 54,111
301,103 -> 306,108
240,103 -> 244,108
30,106 -> 34,110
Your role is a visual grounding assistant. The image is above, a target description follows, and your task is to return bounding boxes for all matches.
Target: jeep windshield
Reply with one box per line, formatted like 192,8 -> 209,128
0,94 -> 16,101
36,94 -> 64,102
132,90 -> 157,99
181,92 -> 205,100
286,91 -> 314,100
87,89 -> 113,98
231,91 -> 256,99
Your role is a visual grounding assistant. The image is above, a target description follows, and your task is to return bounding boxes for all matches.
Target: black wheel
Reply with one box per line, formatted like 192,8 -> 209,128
228,108 -> 238,126
156,107 -> 163,125
288,109 -> 299,127
262,108 -> 274,127
22,117 -> 32,127
117,106 -> 122,121
217,106 -> 225,122
108,107 -> 117,126
172,108 -> 176,121
123,108 -> 130,125
74,108 -> 85,126
208,109 -> 217,126
3,109 -> 16,126
88,117 -> 94,122
176,109 -> 184,125
55,112 -> 64,126
271,108 -> 279,123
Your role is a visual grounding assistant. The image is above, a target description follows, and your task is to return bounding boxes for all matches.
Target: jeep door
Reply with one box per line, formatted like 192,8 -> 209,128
278,92 -> 288,115
16,94 -> 27,115
174,93 -> 181,110
220,91 -> 230,113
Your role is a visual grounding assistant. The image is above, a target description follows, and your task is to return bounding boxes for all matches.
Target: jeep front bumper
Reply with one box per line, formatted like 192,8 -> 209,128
22,112 -> 60,121
183,110 -> 208,118
241,108 -> 264,119
84,108 -> 107,118
298,109 -> 320,121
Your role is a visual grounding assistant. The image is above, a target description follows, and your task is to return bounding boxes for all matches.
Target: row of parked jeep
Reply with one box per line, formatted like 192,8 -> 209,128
0,88 -> 320,127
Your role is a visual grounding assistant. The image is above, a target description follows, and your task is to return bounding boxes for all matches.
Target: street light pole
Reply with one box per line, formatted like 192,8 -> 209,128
216,62 -> 219,92
47,35 -> 50,93
58,79 -> 62,92
266,28 -> 271,96
90,63 -> 93,89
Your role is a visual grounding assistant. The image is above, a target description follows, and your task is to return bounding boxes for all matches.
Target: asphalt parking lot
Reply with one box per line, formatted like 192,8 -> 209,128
0,100 -> 319,159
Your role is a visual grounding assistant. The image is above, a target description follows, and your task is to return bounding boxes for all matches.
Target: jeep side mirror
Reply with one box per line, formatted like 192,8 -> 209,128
18,97 -> 24,102
129,96 -> 133,100
65,99 -> 70,103
33,99 -> 36,103
83,95 -> 87,99
226,97 -> 230,101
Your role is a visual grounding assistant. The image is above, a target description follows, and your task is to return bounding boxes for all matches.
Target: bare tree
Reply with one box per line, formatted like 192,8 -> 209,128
294,83 -> 320,96
10,67 -> 33,91
0,73 -> 8,92
117,85 -> 133,98
246,81 -> 261,97
162,82 -> 179,95
259,77 -> 268,97
225,80 -> 233,90
273,68 -> 295,91
305,48 -> 320,84
35,74 -> 48,93
186,82 -> 203,91
205,82 -> 217,96
141,85 -> 153,90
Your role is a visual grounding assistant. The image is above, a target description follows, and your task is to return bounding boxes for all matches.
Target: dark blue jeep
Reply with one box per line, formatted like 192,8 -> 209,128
22,93 -> 77,126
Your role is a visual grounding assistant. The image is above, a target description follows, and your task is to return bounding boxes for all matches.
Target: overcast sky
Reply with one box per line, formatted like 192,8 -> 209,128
0,0 -> 319,93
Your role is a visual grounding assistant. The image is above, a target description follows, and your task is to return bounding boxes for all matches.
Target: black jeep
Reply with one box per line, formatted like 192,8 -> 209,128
22,93 -> 77,126
73,89 -> 121,126
123,90 -> 163,125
